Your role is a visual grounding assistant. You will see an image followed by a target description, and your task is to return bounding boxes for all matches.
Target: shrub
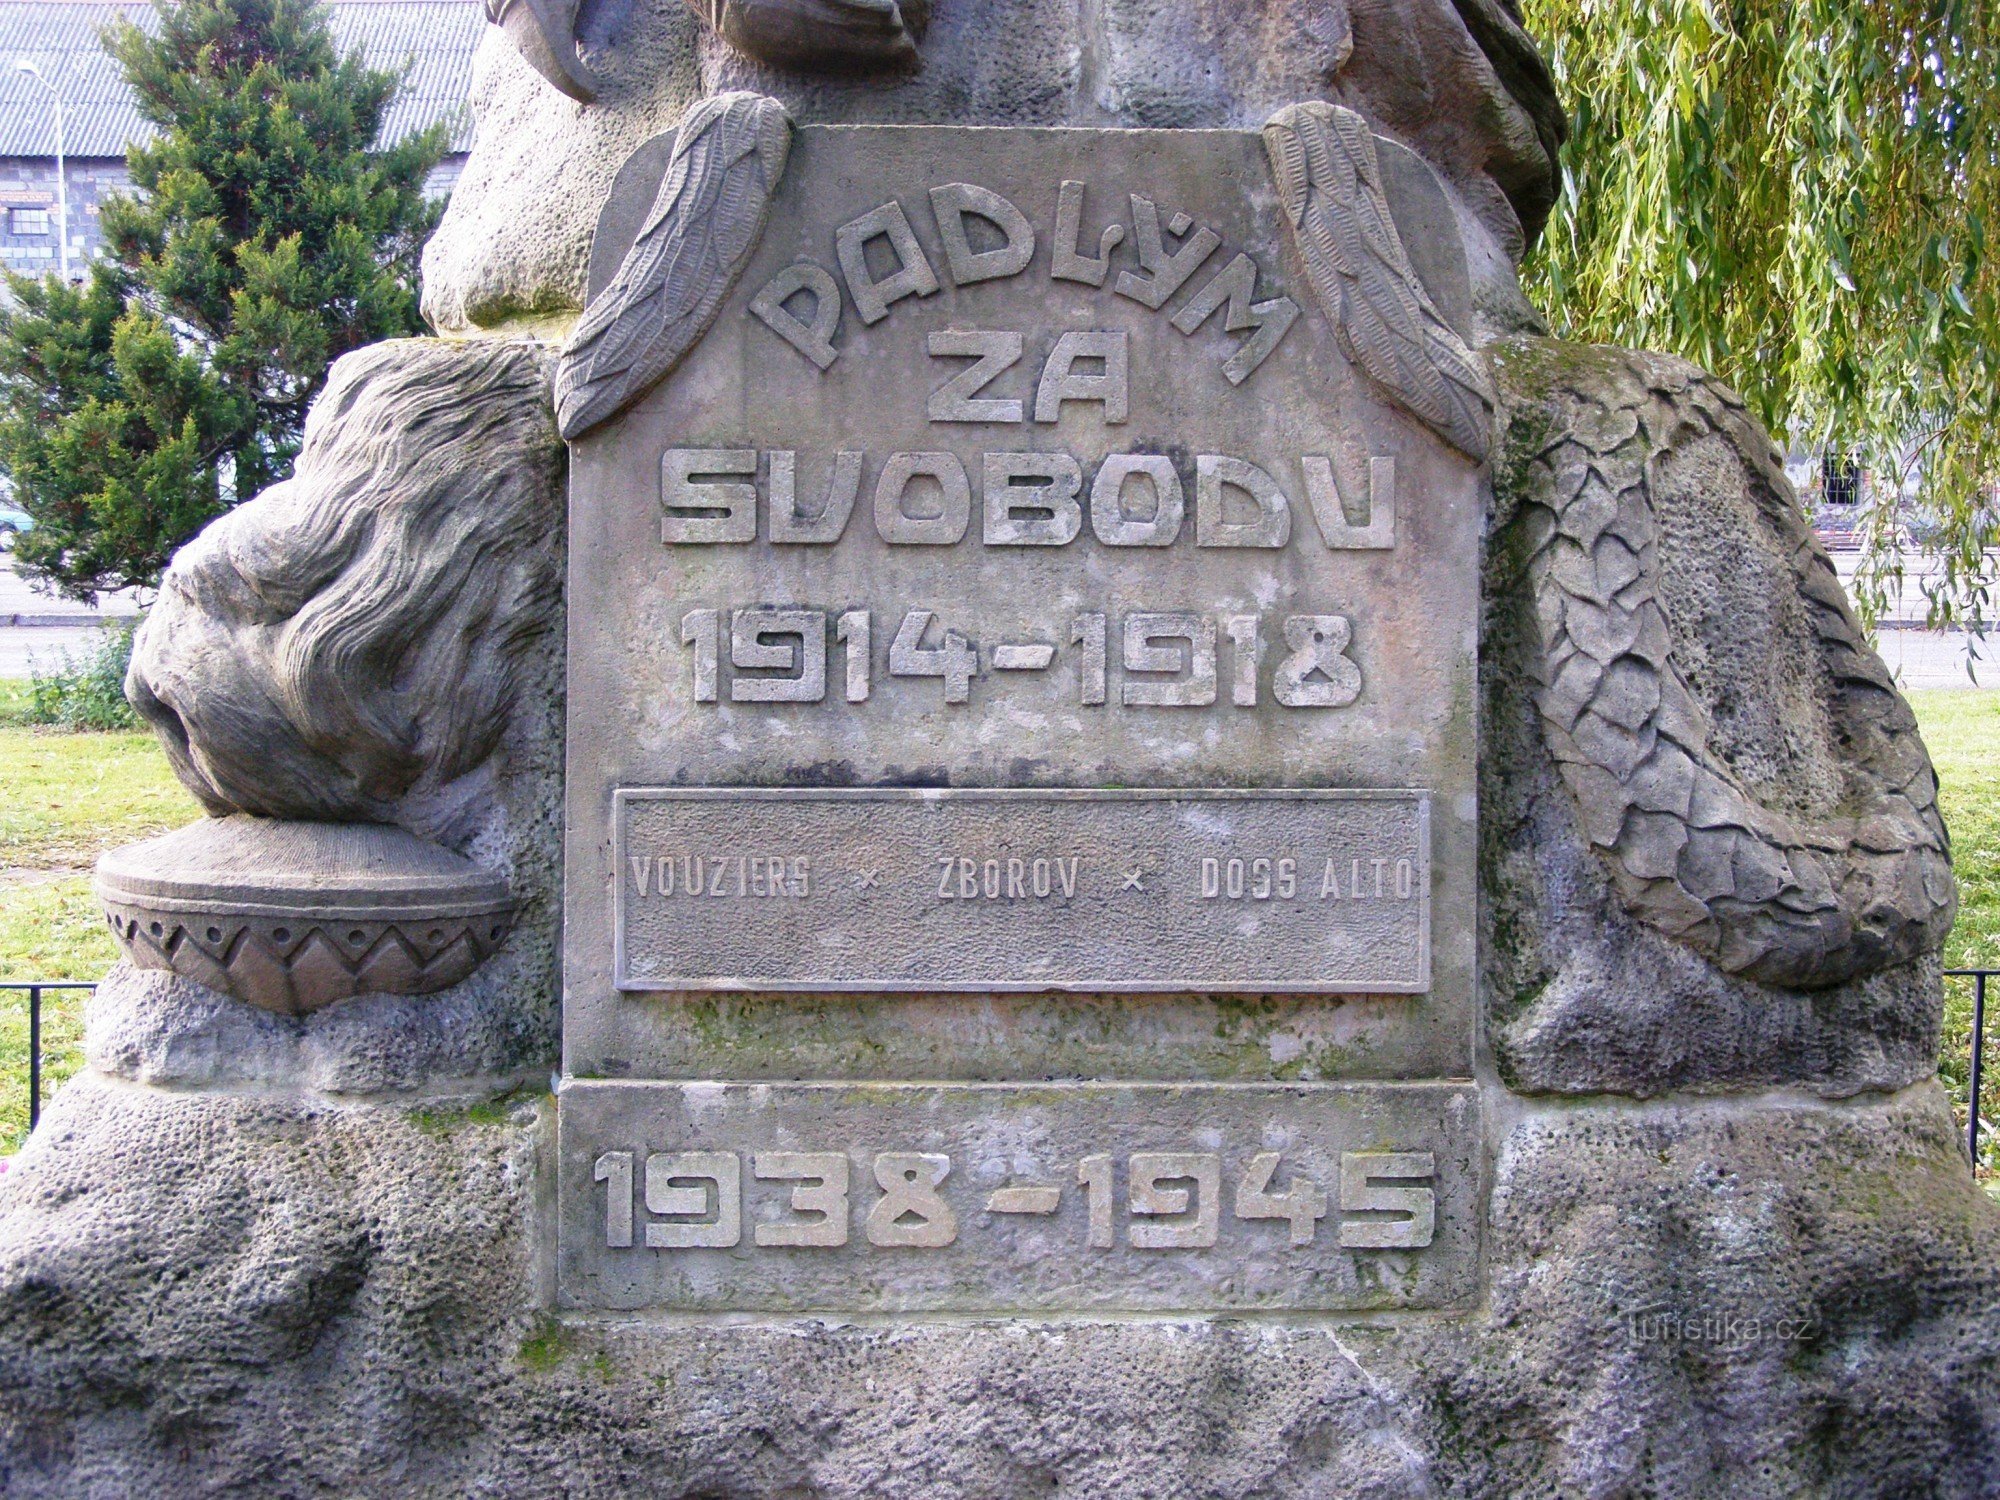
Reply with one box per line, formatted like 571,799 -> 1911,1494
21,621 -> 140,731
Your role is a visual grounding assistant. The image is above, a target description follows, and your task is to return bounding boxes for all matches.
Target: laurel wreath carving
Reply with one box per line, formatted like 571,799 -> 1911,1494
556,92 -> 793,440
1263,101 -> 1493,464
1496,338 -> 1955,989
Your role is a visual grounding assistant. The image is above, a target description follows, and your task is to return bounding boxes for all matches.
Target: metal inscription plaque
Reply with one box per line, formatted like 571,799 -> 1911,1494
559,1080 -> 1479,1313
615,787 -> 1431,992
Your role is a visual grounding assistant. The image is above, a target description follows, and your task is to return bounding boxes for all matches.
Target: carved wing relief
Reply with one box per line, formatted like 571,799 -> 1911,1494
556,92 -> 794,441
1264,102 -> 1494,464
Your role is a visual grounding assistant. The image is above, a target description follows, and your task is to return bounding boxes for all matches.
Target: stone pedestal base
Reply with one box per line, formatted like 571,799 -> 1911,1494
4,1071 -> 1993,1497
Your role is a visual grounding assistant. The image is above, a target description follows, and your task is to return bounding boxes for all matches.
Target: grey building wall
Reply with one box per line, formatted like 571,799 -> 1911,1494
0,155 -> 106,275
0,153 -> 468,280
0,0 -> 481,282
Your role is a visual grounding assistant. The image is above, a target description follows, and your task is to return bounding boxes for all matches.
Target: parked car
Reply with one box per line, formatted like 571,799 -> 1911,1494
0,498 -> 30,551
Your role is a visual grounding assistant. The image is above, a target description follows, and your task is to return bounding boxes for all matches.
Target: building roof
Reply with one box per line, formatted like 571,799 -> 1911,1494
0,0 -> 483,158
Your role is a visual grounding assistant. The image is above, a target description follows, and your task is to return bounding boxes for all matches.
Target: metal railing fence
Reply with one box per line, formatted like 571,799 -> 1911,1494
3,981 -> 97,1133
1948,969 -> 1995,1166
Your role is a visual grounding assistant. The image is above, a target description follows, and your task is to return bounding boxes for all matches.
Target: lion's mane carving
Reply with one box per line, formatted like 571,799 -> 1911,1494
127,339 -> 564,845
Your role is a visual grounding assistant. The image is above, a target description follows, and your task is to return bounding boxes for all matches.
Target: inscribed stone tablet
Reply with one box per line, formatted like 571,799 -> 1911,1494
614,788 -> 1431,992
559,123 -> 1484,1310
559,1080 -> 1481,1313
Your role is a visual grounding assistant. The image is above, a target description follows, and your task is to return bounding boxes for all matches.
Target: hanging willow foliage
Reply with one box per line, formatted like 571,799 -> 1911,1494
1520,0 -> 2000,630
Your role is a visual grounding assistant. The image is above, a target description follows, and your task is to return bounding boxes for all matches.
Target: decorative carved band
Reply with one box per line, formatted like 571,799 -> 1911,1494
103,903 -> 514,1018
96,818 -> 518,1016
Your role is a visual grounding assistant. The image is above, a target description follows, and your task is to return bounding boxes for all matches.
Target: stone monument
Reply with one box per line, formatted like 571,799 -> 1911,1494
2,1 -> 1995,1493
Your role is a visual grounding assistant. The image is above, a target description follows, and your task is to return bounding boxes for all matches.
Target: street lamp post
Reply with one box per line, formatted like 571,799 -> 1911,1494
16,61 -> 68,281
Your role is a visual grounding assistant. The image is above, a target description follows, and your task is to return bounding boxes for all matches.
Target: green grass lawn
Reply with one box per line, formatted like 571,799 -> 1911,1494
0,725 -> 201,872
0,715 -> 199,1149
1911,690 -> 2000,1173
1,686 -> 1997,1160
1919,689 -> 2000,971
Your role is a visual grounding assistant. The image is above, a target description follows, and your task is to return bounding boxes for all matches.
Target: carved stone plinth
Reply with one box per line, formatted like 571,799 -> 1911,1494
2,4 -> 1994,1492
95,817 -> 515,1016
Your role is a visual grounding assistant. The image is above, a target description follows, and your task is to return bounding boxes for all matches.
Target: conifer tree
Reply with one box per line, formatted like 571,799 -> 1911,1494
0,0 -> 445,600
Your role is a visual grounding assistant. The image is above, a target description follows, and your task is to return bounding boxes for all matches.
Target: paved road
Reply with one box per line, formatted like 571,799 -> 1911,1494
1825,548 -> 2000,691
1872,628 -> 2000,692
0,557 -> 141,624
1827,547 -> 2000,628
0,623 -> 128,679
0,556 -> 142,677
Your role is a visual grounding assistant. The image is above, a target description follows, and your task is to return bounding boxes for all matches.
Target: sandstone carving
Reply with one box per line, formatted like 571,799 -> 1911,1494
101,338 -> 562,1015
96,819 -> 516,1016
1494,337 -> 1956,989
686,0 -> 928,72
420,0 -> 1569,341
5,3 -> 1996,1493
486,0 -> 597,103
492,0 -> 926,106
556,91 -> 793,440
1265,102 -> 1494,464
4,1073 -> 1992,1494
127,338 -> 563,841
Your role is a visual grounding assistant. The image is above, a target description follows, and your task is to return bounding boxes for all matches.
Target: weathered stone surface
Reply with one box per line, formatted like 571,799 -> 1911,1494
1450,1084 -> 2000,1497
558,1079 -> 1480,1313
82,956 -> 554,1097
2,1075 -> 1992,1496
422,0 -> 1561,339
614,789 -> 1432,992
683,0 -> 930,74
1480,336 -> 1955,1096
5,4 -> 1995,1491
1490,338 -> 1954,993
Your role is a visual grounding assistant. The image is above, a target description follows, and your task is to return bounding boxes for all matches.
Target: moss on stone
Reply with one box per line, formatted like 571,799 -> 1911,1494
407,1086 -> 542,1138
517,1315 -> 574,1372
